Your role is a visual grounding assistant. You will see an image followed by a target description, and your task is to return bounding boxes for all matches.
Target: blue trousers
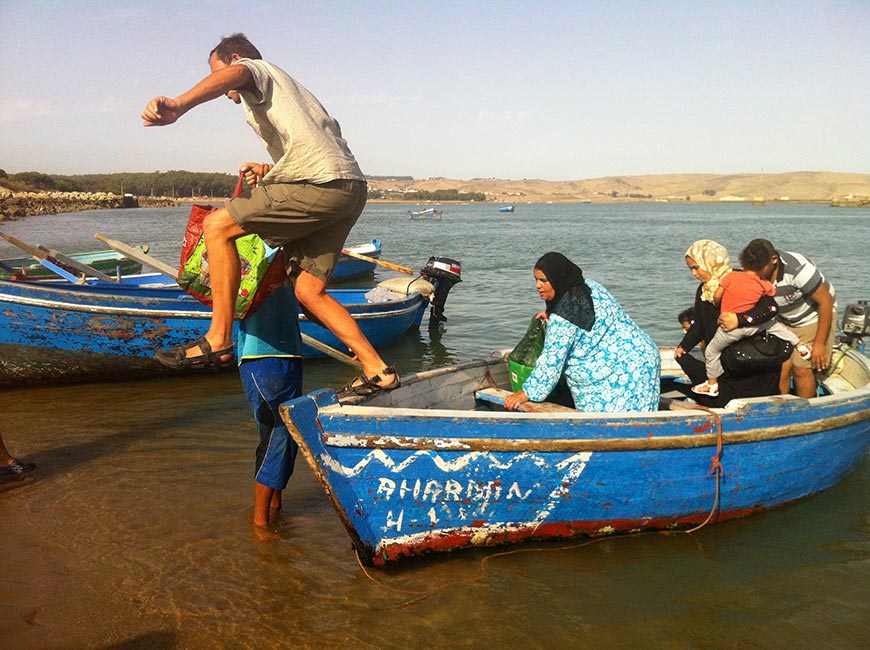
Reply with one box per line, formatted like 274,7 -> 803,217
240,357 -> 303,490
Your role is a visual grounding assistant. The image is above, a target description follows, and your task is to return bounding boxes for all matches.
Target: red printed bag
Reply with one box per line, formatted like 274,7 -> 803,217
177,174 -> 286,318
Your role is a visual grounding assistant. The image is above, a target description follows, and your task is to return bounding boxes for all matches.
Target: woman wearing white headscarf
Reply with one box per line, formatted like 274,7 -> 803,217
673,240 -> 780,405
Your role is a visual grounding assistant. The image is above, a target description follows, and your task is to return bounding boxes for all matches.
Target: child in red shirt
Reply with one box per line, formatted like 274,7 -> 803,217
693,257 -> 810,397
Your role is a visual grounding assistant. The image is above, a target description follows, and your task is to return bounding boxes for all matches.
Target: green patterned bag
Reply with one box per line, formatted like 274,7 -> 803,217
177,174 -> 286,318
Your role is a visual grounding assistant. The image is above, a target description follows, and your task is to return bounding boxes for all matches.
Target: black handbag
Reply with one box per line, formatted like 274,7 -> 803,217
720,330 -> 794,377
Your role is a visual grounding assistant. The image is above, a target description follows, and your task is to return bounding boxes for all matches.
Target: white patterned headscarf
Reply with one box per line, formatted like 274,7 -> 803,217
685,240 -> 732,303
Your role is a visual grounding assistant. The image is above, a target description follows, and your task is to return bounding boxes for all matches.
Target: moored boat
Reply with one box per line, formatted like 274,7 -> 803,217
281,323 -> 870,566
0,272 -> 434,387
331,239 -> 382,282
408,208 -> 443,220
498,205 -> 515,213
0,247 -> 146,280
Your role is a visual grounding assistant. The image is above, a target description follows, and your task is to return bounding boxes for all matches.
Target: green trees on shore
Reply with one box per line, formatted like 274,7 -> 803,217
1,170 -> 239,197
368,188 -> 486,202
2,170 -> 487,202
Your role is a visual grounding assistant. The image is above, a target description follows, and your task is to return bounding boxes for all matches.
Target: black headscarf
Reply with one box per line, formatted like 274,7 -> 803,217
534,252 -> 595,331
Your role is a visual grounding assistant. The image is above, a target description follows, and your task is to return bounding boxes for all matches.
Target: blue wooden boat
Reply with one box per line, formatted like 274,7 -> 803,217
498,205 -> 515,213
408,208 -> 443,220
331,239 -> 382,282
0,272 -> 429,387
281,341 -> 870,566
0,247 -> 146,280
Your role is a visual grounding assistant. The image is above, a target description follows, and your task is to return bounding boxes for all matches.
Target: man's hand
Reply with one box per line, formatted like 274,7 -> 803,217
809,344 -> 829,371
239,162 -> 274,187
142,96 -> 183,126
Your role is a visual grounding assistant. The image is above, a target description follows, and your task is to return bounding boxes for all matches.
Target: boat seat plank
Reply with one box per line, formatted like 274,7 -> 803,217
474,387 -> 577,413
37,245 -> 117,283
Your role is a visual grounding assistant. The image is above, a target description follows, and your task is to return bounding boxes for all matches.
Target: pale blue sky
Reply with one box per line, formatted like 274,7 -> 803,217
2,1 -> 868,180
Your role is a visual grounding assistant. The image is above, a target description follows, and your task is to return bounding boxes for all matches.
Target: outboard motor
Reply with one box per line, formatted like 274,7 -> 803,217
840,301 -> 870,350
420,256 -> 462,328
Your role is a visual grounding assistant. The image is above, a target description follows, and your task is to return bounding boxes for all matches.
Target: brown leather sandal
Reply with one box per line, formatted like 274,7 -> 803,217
155,337 -> 235,370
336,366 -> 400,399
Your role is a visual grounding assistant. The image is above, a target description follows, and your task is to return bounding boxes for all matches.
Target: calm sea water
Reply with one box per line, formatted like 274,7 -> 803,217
1,202 -> 868,649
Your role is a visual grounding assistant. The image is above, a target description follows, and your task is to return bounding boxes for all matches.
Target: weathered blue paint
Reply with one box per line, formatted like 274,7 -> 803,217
0,273 -> 427,387
281,352 -> 870,566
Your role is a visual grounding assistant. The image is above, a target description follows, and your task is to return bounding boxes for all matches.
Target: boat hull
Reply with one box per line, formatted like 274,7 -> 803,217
281,351 -> 870,566
0,274 -> 427,387
331,239 -> 382,282
408,209 -> 443,220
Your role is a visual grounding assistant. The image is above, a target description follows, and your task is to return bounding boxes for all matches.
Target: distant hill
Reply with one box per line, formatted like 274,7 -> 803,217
368,171 -> 870,204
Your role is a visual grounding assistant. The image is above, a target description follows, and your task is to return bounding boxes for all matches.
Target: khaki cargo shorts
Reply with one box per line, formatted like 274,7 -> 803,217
227,179 -> 367,282
786,309 -> 837,368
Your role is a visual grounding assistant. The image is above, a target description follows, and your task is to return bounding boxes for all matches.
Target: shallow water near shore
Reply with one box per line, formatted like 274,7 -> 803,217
1,202 -> 869,649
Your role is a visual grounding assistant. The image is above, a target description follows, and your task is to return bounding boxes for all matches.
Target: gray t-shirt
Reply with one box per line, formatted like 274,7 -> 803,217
235,58 -> 365,184
774,250 -> 837,328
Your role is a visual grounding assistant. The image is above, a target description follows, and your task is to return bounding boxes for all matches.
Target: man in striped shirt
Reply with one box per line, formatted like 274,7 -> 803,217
738,239 -> 837,398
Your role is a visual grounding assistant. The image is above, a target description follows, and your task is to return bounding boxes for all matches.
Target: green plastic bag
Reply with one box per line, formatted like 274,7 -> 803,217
507,316 -> 547,391
506,316 -> 574,408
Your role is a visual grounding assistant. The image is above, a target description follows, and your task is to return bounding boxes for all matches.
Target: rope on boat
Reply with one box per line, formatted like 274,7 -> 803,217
666,401 -> 724,533
472,366 -> 500,393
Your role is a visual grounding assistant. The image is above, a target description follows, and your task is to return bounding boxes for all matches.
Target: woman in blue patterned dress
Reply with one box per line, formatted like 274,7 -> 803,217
504,252 -> 660,412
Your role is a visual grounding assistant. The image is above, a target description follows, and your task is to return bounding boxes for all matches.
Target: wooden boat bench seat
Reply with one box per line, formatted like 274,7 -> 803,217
474,387 -> 577,413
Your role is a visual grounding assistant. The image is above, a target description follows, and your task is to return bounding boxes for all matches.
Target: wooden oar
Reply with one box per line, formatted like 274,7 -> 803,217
341,248 -> 415,276
0,230 -> 101,283
95,234 -> 362,369
95,233 -> 178,279
301,336 -> 362,368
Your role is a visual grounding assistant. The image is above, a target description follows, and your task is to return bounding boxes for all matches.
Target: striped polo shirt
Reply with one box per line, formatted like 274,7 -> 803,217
774,250 -> 837,328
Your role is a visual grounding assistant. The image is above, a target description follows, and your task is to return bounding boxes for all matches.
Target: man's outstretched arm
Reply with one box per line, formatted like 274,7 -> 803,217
142,64 -> 253,126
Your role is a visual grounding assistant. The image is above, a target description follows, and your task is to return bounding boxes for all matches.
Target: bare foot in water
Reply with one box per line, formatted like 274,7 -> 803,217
252,524 -> 281,542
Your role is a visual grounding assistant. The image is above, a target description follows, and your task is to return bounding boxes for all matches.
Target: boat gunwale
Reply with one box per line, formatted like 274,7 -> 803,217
319,405 -> 870,452
305,351 -> 870,452
0,280 -> 427,321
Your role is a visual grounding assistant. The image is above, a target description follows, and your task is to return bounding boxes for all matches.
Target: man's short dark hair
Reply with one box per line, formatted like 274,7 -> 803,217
210,33 -> 262,64
740,238 -> 778,273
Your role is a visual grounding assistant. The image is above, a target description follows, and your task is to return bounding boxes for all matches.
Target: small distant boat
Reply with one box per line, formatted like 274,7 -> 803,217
498,205 -> 515,213
409,208 -> 443,220
331,239 -> 382,282
0,247 -> 146,280
580,199 -> 592,204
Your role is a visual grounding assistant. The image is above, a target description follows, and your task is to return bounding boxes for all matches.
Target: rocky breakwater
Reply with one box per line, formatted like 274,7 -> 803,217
0,188 -> 147,220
